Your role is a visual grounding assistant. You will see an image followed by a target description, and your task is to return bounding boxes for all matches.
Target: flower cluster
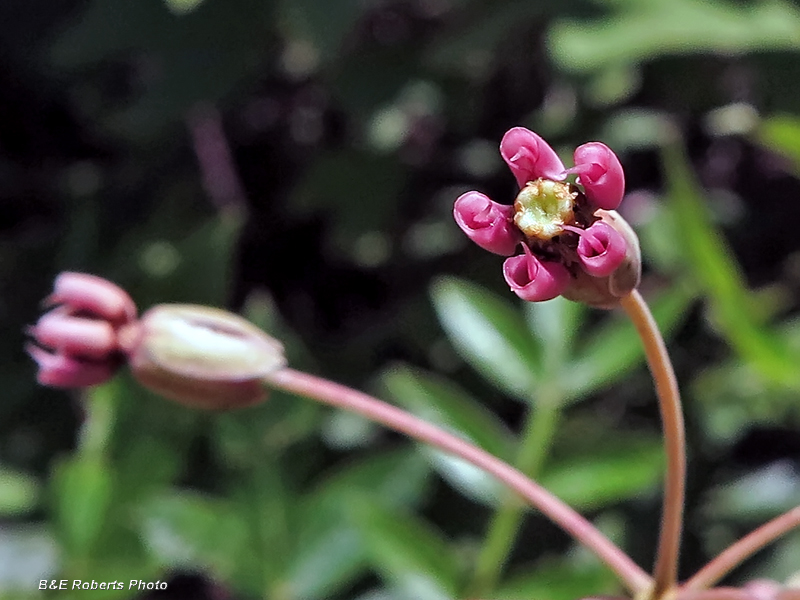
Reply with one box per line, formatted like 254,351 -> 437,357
26,273 -> 286,409
454,127 -> 641,308
26,273 -> 136,387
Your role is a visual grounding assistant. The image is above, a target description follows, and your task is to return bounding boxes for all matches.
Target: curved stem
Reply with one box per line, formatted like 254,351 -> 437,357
620,291 -> 685,599
683,506 -> 800,591
675,589 -> 750,600
263,368 -> 651,595
468,398 -> 561,597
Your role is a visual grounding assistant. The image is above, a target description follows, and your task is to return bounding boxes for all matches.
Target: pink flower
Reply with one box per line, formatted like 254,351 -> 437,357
567,142 -> 625,210
500,127 -> 566,186
502,245 -> 570,302
453,191 -> 522,256
453,127 -> 639,307
564,220 -> 627,278
27,273 -> 136,388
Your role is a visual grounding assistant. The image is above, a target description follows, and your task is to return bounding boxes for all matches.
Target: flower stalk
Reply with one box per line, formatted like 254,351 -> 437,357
684,506 -> 800,591
262,367 -> 652,595
620,291 -> 685,600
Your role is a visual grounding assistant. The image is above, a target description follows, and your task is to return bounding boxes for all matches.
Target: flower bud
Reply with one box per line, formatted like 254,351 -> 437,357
453,191 -> 522,256
500,127 -> 566,187
570,142 -> 625,210
46,272 -> 137,325
121,305 -> 286,410
502,244 -> 570,302
571,220 -> 627,277
560,210 -> 641,309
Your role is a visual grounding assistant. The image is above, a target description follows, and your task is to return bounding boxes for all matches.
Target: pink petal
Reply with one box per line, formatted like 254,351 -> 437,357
29,310 -> 117,360
574,221 -> 627,277
570,142 -> 625,210
47,272 -> 137,324
502,246 -> 570,302
500,127 -> 566,188
453,191 -> 522,256
26,344 -> 116,388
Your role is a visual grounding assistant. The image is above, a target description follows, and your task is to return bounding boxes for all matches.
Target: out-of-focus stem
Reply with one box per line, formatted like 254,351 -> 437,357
468,397 -> 561,597
263,368 -> 651,595
620,290 -> 685,600
683,506 -> 800,591
675,589 -> 750,600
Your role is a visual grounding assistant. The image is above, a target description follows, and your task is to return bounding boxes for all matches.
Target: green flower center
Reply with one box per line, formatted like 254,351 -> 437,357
513,178 -> 576,240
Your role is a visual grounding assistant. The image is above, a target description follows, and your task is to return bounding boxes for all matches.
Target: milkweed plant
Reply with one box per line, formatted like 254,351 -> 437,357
27,129 -> 800,600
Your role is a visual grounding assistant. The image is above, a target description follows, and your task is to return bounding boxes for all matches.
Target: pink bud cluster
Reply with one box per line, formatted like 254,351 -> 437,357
454,127 -> 636,306
26,273 -> 136,387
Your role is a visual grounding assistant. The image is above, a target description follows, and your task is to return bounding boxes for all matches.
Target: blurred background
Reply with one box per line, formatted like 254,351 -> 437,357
3,0 -> 800,598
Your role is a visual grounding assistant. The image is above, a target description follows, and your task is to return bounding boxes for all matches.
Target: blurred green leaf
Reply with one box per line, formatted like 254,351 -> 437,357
496,558 -> 618,600
549,0 -> 800,73
288,524 -> 364,600
380,363 -> 514,506
566,283 -> 694,399
431,276 -> 541,400
380,364 -> 513,459
540,437 -> 663,510
52,456 -> 113,557
523,296 -> 585,373
663,143 -> 800,388
290,450 -> 433,599
0,467 -> 39,518
758,113 -> 800,173
349,496 -> 460,600
311,449 -> 431,511
705,462 -> 800,521
137,491 -> 248,577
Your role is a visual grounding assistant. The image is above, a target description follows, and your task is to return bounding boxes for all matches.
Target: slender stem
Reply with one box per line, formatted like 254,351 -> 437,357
683,506 -> 800,591
469,396 -> 561,597
263,368 -> 651,595
675,589 -> 749,600
620,290 -> 685,599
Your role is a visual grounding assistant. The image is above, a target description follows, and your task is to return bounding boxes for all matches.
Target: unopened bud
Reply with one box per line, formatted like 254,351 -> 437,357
120,305 -> 286,410
560,209 -> 641,309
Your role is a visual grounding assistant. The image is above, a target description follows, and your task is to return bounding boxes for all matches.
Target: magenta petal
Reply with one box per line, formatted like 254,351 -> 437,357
502,248 -> 570,302
576,221 -> 627,277
26,344 -> 116,388
571,142 -> 625,210
30,310 -> 117,360
500,127 -> 566,188
47,272 -> 137,324
453,191 -> 522,256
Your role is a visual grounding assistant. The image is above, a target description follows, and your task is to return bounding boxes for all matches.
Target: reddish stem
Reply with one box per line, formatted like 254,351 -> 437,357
262,367 -> 652,595
683,506 -> 800,591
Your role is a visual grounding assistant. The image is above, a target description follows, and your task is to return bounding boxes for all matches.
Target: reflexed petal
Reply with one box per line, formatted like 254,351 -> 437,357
26,344 -> 116,388
502,246 -> 570,302
46,272 -> 137,324
570,142 -> 625,210
453,191 -> 522,256
500,127 -> 565,188
29,309 -> 117,359
575,221 -> 627,277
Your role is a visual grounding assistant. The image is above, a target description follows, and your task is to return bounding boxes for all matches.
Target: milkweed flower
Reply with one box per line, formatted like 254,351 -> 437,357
453,127 -> 640,308
28,273 -> 286,409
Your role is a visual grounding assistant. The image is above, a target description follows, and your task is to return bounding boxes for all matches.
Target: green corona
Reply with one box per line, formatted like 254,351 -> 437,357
513,178 -> 577,240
